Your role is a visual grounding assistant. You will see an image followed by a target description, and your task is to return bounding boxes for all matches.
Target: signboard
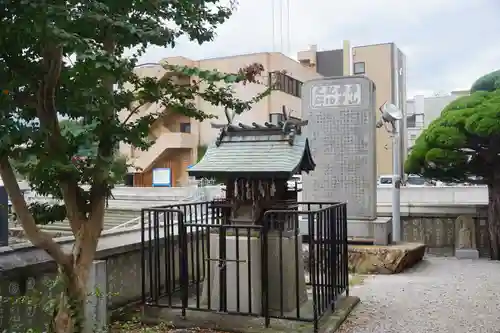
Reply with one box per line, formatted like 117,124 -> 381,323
309,83 -> 362,108
152,168 -> 172,187
301,76 -> 377,220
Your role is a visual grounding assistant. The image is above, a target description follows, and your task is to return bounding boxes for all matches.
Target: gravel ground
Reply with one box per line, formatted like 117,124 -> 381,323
338,257 -> 500,333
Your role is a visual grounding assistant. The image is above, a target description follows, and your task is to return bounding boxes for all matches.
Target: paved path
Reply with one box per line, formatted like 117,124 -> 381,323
339,257 -> 500,333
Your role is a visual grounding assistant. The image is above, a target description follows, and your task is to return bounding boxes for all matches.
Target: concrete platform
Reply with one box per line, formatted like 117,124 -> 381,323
142,293 -> 359,333
348,242 -> 426,274
347,217 -> 392,245
455,248 -> 479,259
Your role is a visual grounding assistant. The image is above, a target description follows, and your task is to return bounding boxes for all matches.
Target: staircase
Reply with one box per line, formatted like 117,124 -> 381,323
132,131 -> 196,171
9,209 -> 141,237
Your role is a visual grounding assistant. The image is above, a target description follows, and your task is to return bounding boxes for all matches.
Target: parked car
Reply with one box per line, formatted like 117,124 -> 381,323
377,174 -> 393,187
378,174 -> 428,187
406,174 -> 426,187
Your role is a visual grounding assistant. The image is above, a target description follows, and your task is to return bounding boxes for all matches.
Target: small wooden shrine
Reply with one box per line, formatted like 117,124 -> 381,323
188,108 -> 316,314
188,108 -> 316,226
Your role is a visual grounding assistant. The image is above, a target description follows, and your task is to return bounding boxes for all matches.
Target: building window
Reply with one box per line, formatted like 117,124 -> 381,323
180,122 -> 191,133
269,113 -> 284,124
407,114 -> 416,128
269,71 -> 303,98
353,62 -> 365,75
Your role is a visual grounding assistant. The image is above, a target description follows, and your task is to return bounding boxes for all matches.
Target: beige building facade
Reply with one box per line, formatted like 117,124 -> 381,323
298,41 -> 408,177
121,42 -> 407,186
120,53 -> 321,187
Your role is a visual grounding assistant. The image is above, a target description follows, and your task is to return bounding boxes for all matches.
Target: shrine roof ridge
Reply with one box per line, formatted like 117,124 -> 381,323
212,117 -> 307,132
188,116 -> 315,178
211,116 -> 309,147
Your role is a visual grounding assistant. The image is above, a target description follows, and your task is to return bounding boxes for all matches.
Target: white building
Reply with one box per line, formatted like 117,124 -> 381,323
406,90 -> 469,150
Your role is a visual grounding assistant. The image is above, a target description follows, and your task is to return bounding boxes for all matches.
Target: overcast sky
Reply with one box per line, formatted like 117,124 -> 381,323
139,0 -> 499,98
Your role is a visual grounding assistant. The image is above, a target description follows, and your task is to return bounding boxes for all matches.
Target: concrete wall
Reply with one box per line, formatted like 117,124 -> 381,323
396,47 -> 408,169
345,203 -> 489,256
376,186 -> 487,206
352,44 -> 394,177
0,227 -> 204,332
406,92 -> 468,130
316,49 -> 344,77
402,209 -> 489,257
23,186 -> 489,211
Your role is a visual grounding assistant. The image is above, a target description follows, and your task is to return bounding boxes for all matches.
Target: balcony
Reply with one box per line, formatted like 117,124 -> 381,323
132,131 -> 196,171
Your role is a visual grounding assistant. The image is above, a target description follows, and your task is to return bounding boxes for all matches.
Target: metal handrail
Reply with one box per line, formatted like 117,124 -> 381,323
109,210 -> 213,232
108,216 -> 141,231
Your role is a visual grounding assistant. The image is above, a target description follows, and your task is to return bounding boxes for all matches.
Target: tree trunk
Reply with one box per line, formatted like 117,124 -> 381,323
51,266 -> 87,333
0,157 -> 105,332
51,231 -> 100,333
487,180 -> 500,260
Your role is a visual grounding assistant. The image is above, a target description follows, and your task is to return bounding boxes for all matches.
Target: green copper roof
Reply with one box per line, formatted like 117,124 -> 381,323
188,121 -> 315,178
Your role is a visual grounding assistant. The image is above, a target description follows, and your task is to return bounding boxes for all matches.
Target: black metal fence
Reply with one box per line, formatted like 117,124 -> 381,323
141,201 -> 348,332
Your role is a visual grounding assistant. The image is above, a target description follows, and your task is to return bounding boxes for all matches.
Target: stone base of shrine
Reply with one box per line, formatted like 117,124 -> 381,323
143,295 -> 360,333
455,248 -> 479,259
348,242 -> 426,274
200,232 -> 307,314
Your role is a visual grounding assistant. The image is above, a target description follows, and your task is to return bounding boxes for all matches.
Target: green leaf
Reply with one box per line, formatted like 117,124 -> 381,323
405,78 -> 500,184
471,69 -> 500,93
0,0 -> 274,228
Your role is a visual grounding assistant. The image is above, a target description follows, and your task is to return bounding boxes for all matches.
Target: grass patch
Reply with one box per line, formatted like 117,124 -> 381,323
111,318 -> 230,332
111,306 -> 231,332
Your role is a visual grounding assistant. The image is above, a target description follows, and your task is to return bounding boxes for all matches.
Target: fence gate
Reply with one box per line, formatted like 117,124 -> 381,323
179,221 -> 265,315
141,207 -> 185,306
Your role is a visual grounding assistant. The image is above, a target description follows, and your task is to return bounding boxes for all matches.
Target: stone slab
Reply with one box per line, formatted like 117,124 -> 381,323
84,260 -> 107,333
348,242 -> 426,274
201,234 -> 263,313
455,248 -> 479,260
347,217 -> 392,245
142,295 -> 360,333
301,76 -> 377,220
201,233 -> 308,314
266,233 -> 308,313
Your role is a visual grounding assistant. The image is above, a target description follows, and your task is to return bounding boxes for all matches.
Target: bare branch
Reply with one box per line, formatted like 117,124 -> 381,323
121,101 -> 147,125
59,183 -> 86,234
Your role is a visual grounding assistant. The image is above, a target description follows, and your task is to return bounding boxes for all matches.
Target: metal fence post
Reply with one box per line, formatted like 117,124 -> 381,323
178,211 -> 189,317
261,217 -> 270,328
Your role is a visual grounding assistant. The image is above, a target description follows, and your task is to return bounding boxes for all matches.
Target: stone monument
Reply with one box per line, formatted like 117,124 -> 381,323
301,76 -> 391,244
188,109 -> 315,313
455,215 -> 479,259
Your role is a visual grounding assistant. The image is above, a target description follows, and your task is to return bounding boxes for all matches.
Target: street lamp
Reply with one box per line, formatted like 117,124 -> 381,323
377,102 -> 403,243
